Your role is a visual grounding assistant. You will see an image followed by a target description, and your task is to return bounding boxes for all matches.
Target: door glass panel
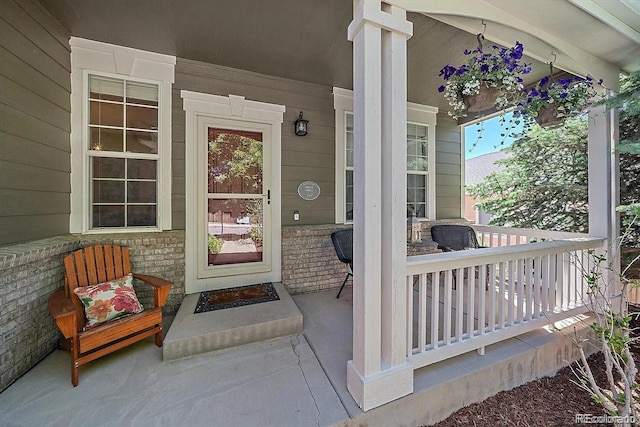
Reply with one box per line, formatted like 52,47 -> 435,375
208,128 -> 263,194
207,198 -> 263,266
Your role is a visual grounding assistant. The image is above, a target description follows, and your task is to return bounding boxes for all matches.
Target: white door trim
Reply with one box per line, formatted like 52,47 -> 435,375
182,91 -> 285,294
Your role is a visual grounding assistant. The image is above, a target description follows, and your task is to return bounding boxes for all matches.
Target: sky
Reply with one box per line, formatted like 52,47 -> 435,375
464,112 -> 524,159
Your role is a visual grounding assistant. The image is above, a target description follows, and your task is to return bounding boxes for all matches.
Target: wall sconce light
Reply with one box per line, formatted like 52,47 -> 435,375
294,111 -> 308,136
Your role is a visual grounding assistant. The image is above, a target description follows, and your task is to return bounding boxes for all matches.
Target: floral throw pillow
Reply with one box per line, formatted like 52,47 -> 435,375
73,273 -> 144,328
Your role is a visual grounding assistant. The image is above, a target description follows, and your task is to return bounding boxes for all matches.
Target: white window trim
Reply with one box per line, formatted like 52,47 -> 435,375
69,37 -> 176,233
333,87 -> 438,224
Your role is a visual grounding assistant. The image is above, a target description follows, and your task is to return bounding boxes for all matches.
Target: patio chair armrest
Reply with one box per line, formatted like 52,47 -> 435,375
48,290 -> 78,339
133,274 -> 173,308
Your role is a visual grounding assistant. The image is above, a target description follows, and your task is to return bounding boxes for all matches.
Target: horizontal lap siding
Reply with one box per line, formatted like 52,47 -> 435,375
0,0 -> 71,245
173,58 -> 336,228
435,116 -> 462,219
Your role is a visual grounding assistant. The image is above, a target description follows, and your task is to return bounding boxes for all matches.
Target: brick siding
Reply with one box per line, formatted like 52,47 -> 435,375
0,231 -> 185,392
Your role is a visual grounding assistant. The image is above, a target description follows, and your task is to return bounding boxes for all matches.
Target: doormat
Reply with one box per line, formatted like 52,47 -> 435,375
194,282 -> 279,314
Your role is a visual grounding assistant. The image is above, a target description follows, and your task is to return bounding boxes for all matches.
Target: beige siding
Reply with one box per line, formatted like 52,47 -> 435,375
172,58 -> 336,228
435,116 -> 462,219
0,0 -> 71,245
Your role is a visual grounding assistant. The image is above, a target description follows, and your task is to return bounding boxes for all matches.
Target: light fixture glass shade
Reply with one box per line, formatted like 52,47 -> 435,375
294,111 -> 308,136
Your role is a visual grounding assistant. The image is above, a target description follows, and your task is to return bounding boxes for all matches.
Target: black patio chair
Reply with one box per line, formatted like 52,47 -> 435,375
331,229 -> 353,298
430,224 -> 486,287
430,224 -> 484,252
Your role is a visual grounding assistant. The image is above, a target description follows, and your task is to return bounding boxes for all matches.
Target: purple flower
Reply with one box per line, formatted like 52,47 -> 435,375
559,92 -> 568,99
437,85 -> 445,93
480,64 -> 489,72
540,76 -> 550,87
529,88 -> 539,97
439,65 -> 457,80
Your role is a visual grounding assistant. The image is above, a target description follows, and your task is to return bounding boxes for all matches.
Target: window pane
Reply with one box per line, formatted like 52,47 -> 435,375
208,128 -> 263,194
93,205 -> 125,228
126,81 -> 158,106
93,180 -> 125,203
90,127 -> 123,152
126,130 -> 158,154
127,181 -> 157,203
127,205 -> 157,226
345,170 -> 354,221
407,173 -> 427,218
207,198 -> 263,265
346,113 -> 354,167
90,101 -> 123,127
127,159 -> 157,179
407,124 -> 428,172
89,75 -> 124,102
92,157 -> 125,179
126,105 -> 158,130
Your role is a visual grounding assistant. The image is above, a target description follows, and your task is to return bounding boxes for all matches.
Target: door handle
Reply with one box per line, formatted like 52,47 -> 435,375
267,190 -> 271,205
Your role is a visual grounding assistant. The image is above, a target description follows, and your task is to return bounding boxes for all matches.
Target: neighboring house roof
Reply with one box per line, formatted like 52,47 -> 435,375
465,150 -> 511,187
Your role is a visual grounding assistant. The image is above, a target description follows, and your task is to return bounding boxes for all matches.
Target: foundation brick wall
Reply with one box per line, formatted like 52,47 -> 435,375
280,220 -> 469,294
281,225 -> 352,294
0,231 -> 185,392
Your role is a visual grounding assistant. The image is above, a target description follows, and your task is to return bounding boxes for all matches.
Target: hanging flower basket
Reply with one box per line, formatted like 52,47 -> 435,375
534,105 -> 562,127
516,73 -> 604,128
463,84 -> 500,112
438,40 -> 531,119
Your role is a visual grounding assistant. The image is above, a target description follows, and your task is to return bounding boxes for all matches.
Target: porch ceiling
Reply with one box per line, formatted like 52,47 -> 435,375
37,0 -> 638,108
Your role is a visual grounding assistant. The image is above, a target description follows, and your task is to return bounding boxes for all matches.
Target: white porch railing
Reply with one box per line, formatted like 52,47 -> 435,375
473,225 -> 588,247
406,233 -> 604,369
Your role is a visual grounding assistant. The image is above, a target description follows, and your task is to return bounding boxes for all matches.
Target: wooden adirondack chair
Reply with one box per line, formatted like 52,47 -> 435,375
48,245 -> 173,386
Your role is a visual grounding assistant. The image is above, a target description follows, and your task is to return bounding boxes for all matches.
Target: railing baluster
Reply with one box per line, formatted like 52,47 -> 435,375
407,275 -> 414,356
444,269 -> 453,345
478,264 -> 487,335
430,271 -> 439,349
517,259 -> 524,323
456,267 -> 464,341
488,263 -> 496,331
556,252 -> 564,310
467,264 -> 476,339
525,257 -> 533,320
507,260 -> 515,326
541,255 -> 549,313
418,273 -> 427,353
498,261 -> 506,328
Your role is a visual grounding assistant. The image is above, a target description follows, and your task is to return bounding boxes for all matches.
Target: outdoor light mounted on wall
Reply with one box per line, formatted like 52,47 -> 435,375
294,111 -> 308,136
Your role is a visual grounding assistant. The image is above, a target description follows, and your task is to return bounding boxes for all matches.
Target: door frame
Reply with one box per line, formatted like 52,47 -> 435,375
182,91 -> 285,293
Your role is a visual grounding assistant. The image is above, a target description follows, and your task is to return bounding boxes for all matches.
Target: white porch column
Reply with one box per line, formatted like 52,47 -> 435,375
587,95 -> 621,302
347,0 -> 413,411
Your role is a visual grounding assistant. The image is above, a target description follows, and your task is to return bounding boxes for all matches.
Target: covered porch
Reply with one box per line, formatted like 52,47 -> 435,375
0,260 -> 595,426
1,0 -> 638,422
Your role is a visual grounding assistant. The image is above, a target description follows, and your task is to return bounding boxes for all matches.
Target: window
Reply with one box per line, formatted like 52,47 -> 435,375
88,75 -> 159,228
70,38 -> 175,233
333,88 -> 437,223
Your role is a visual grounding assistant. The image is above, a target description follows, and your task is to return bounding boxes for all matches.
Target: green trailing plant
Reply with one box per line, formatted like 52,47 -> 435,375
208,234 -> 224,254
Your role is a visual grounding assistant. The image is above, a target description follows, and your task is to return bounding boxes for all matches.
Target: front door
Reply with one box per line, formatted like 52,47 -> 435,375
182,92 -> 284,294
196,118 -> 275,288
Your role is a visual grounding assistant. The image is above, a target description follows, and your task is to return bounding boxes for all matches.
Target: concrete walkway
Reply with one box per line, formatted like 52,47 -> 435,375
0,322 -> 348,427
0,286 -> 594,427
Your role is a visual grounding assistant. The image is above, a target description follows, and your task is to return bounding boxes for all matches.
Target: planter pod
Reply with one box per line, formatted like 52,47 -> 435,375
463,84 -> 500,112
535,105 -> 563,127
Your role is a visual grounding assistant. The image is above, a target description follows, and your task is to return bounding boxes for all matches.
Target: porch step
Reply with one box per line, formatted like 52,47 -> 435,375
162,282 -> 303,361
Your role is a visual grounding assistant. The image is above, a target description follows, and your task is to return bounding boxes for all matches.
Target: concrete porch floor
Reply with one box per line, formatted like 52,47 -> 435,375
0,285 -> 593,427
